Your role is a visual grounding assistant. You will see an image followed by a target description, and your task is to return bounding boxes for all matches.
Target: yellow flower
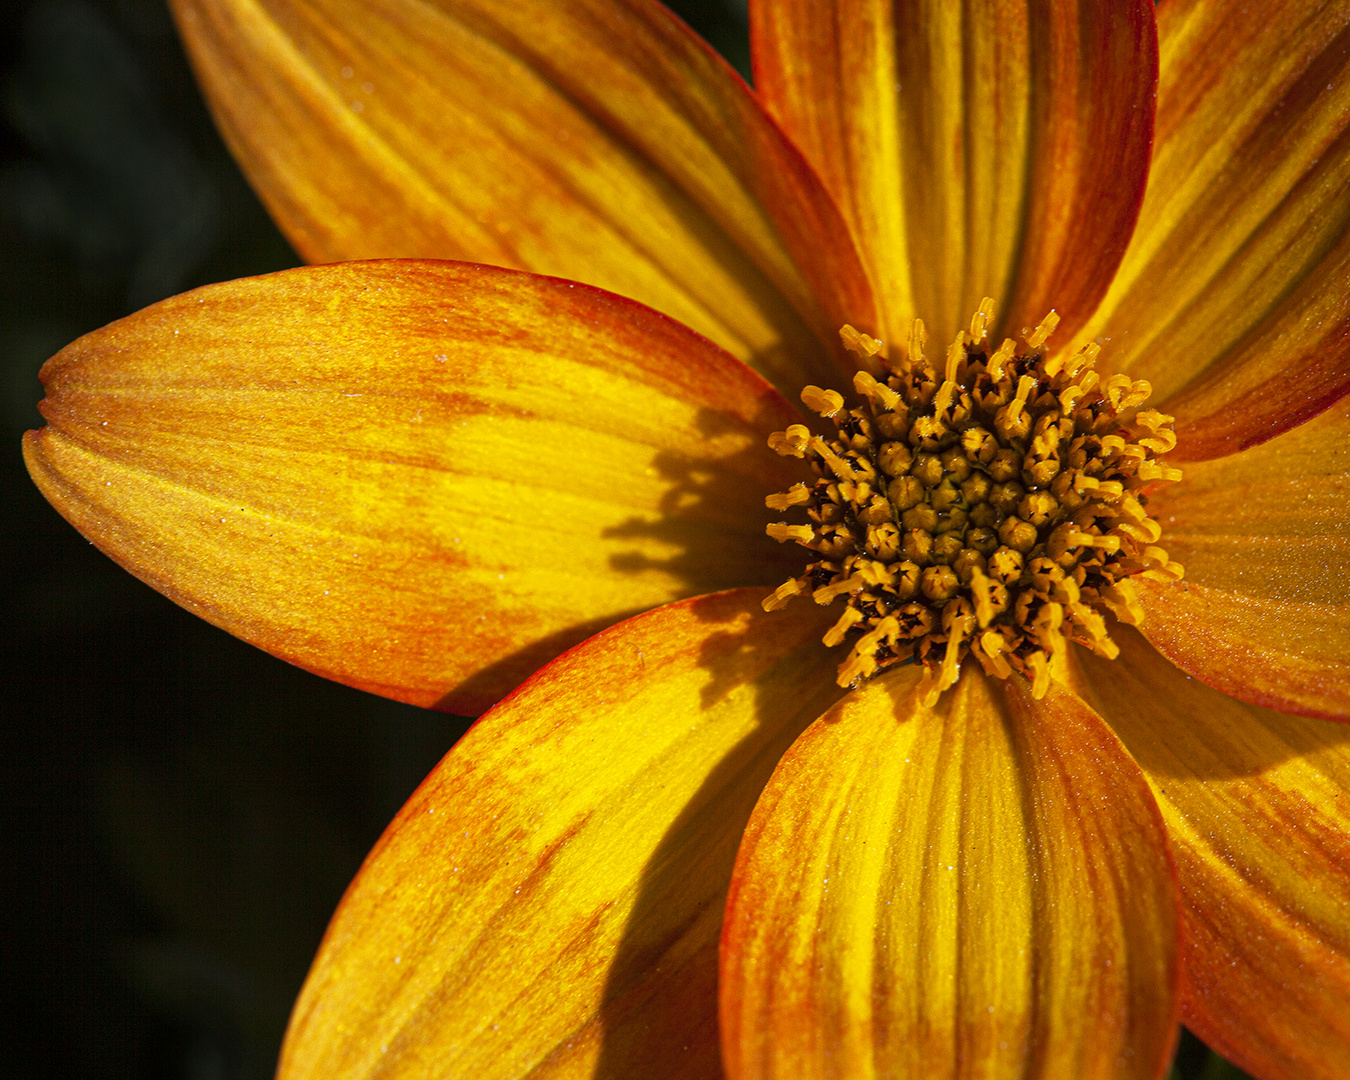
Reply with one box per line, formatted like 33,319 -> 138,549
21,1 -> 1350,1078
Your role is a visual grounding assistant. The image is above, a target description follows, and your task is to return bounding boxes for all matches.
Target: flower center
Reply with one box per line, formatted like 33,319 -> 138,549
764,299 -> 1184,702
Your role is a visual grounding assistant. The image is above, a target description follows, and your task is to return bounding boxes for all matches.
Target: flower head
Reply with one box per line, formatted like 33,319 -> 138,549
22,1 -> 1350,1079
763,308 -> 1184,700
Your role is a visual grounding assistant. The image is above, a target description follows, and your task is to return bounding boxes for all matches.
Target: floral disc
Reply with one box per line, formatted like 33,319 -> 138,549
765,300 -> 1185,701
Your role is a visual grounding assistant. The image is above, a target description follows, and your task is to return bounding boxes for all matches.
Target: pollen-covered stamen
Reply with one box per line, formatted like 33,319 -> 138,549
763,301 -> 1185,702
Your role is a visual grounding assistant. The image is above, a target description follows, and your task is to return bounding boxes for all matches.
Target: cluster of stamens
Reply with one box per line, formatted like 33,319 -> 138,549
764,299 -> 1185,701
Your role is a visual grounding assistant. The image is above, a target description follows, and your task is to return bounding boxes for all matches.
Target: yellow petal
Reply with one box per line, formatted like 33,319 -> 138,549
1141,398 -> 1350,719
173,0 -> 875,394
24,261 -> 807,713
720,664 -> 1177,1080
1077,1 -> 1350,459
750,0 -> 1157,347
277,588 -> 843,1080
1073,628 -> 1350,1080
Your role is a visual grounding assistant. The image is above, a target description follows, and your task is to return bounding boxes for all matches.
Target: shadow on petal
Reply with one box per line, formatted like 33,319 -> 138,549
588,601 -> 844,1079
604,403 -> 807,594
433,611 -> 646,716
275,589 -> 842,1080
1074,626 -> 1350,781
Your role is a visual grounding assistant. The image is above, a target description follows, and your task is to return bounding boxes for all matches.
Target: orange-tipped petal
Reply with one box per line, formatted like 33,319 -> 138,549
750,0 -> 1156,347
720,664 -> 1178,1080
172,0 -> 875,395
24,261 -> 807,714
1073,629 -> 1350,1080
277,588 -> 843,1080
1139,580 -> 1350,724
1077,0 -> 1350,459
1140,398 -> 1350,720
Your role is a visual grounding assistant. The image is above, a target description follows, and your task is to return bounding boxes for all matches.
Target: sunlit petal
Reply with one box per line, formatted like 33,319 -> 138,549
720,663 -> 1177,1080
749,0 -> 1156,347
172,0 -> 875,395
1075,629 -> 1350,1080
278,589 -> 842,1080
1141,398 -> 1350,719
24,261 -> 807,713
1078,0 -> 1350,459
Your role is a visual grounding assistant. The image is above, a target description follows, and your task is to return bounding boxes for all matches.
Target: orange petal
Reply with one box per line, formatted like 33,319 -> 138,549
1139,580 -> 1350,724
277,588 -> 843,1080
23,261 -> 808,714
720,664 -> 1178,1080
1076,1 -> 1350,459
172,0 -> 875,395
1140,397 -> 1350,720
1073,629 -> 1350,1080
750,0 -> 1156,347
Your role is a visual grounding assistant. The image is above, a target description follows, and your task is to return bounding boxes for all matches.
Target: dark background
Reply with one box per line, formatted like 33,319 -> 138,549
0,0 -> 1247,1076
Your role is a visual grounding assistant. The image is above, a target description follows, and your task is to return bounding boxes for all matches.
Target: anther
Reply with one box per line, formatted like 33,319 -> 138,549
762,576 -> 809,612
1137,461 -> 1184,482
854,370 -> 903,412
970,297 -> 995,342
807,436 -> 861,482
907,320 -> 929,377
975,629 -> 1013,679
813,573 -> 867,604
768,424 -> 811,457
767,522 -> 815,545
1099,579 -> 1145,625
840,324 -> 886,365
1134,409 -> 1175,432
766,483 -> 812,510
1025,652 -> 1051,698
1059,384 -> 1086,412
986,339 -> 1016,382
1060,342 -> 1100,378
823,606 -> 865,647
1024,311 -> 1060,350
801,385 -> 845,419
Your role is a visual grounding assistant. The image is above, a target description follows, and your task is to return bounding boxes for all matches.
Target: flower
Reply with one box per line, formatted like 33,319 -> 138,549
21,0 -> 1350,1078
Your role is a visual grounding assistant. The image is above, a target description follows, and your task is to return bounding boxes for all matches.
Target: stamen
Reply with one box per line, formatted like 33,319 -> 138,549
1065,531 -> 1122,553
975,629 -> 1012,678
1025,652 -> 1051,698
807,436 -> 861,482
970,297 -> 995,343
854,370 -> 903,412
926,620 -> 967,706
1099,578 -> 1145,625
907,319 -> 929,377
1137,461 -> 1184,482
763,299 -> 1183,699
839,324 -> 886,368
969,566 -> 997,627
986,339 -> 1016,382
1031,600 -> 1065,657
763,576 -> 809,612
765,483 -> 813,511
766,522 -> 815,545
813,573 -> 867,604
801,385 -> 845,419
1058,384 -> 1086,412
1024,311 -> 1060,350
1134,409 -> 1175,431
1117,519 -> 1163,544
768,425 -> 811,457
823,606 -> 865,647
944,339 -> 965,383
